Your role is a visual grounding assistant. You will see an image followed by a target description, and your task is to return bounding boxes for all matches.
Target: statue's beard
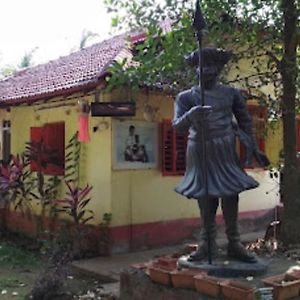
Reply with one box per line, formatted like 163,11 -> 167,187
197,67 -> 219,90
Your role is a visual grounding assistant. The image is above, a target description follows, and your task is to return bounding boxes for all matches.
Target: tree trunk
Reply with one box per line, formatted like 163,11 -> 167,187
280,0 -> 300,245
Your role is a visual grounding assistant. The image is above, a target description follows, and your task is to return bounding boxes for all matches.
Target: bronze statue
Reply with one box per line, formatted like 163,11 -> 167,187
172,48 -> 269,263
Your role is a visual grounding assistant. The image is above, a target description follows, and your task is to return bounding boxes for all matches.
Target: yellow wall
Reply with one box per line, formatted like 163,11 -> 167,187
265,121 -> 283,166
0,85 -> 282,229
104,90 -> 201,227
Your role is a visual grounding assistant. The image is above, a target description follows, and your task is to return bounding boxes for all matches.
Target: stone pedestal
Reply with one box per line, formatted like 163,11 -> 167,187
178,254 -> 268,277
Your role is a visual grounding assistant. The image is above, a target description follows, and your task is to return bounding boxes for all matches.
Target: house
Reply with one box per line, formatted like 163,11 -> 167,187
0,33 -> 283,254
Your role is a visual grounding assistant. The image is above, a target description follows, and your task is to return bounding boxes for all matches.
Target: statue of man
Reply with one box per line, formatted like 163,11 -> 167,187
172,48 -> 269,263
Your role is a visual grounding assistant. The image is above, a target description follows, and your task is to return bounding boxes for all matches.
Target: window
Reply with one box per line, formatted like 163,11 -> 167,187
2,120 -> 11,164
239,104 -> 267,167
30,122 -> 65,175
161,120 -> 188,176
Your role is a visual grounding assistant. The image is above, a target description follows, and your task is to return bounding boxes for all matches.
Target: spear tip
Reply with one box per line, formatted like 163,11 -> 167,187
193,0 -> 206,31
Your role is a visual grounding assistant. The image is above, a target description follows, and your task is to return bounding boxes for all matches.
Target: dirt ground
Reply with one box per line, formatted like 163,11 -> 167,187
0,263 -> 118,299
0,237 -> 118,300
0,266 -> 39,300
2,232 -> 300,299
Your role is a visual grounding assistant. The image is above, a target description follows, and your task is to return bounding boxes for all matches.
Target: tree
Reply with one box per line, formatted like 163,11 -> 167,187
18,47 -> 38,69
79,30 -> 99,50
69,30 -> 99,54
0,65 -> 16,78
104,0 -> 300,244
0,47 -> 38,78
280,0 -> 300,245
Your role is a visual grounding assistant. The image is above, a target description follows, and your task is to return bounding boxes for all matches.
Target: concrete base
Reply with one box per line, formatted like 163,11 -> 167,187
178,254 -> 268,277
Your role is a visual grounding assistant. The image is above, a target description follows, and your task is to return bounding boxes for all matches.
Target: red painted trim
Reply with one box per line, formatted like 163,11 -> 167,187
4,209 -> 38,236
2,207 -> 275,254
111,217 -> 200,250
110,208 -> 273,251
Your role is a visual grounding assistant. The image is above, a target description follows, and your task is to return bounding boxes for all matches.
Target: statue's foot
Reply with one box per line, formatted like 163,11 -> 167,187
187,243 -> 218,262
227,242 -> 257,263
187,249 -> 206,262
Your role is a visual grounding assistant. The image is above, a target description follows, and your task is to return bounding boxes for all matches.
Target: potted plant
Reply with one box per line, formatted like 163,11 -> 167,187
262,273 -> 300,300
170,269 -> 205,289
148,257 -> 178,286
194,274 -> 223,298
220,279 -> 256,300
149,266 -> 172,286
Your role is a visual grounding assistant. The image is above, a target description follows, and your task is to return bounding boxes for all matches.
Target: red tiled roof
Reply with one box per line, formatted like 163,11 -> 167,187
0,34 -> 132,105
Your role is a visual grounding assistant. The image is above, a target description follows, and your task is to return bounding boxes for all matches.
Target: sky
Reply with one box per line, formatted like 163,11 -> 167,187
0,0 -> 114,68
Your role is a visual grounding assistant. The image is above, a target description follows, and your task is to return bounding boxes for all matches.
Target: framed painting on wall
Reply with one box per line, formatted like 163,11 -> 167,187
112,120 -> 158,170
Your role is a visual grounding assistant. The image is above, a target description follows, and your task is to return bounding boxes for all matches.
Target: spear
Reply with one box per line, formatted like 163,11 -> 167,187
192,0 -> 212,264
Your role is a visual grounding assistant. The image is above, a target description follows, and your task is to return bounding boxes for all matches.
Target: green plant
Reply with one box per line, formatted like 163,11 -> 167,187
0,155 -> 34,224
0,241 -> 40,268
55,181 -> 93,226
10,132 -> 82,247
55,181 -> 93,257
30,244 -> 71,300
23,133 -> 73,239
98,213 -> 112,255
23,141 -> 62,237
64,132 -> 81,184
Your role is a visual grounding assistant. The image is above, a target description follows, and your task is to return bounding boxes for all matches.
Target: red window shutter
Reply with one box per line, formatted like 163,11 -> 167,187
30,127 -> 43,172
43,122 -> 65,175
249,105 -> 267,152
175,130 -> 188,173
161,120 -> 187,176
161,120 -> 174,175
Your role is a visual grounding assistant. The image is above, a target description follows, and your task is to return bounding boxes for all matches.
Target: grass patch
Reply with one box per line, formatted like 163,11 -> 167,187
0,277 -> 21,289
0,241 -> 40,268
0,272 -> 36,300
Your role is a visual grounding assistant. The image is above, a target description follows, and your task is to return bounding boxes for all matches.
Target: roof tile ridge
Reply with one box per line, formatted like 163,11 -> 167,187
0,33 -> 128,83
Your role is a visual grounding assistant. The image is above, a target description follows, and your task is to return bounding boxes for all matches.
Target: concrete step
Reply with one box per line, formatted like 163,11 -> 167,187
71,231 -> 266,282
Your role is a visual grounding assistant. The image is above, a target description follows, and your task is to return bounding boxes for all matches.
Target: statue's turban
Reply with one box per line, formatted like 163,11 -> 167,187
185,48 -> 232,68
